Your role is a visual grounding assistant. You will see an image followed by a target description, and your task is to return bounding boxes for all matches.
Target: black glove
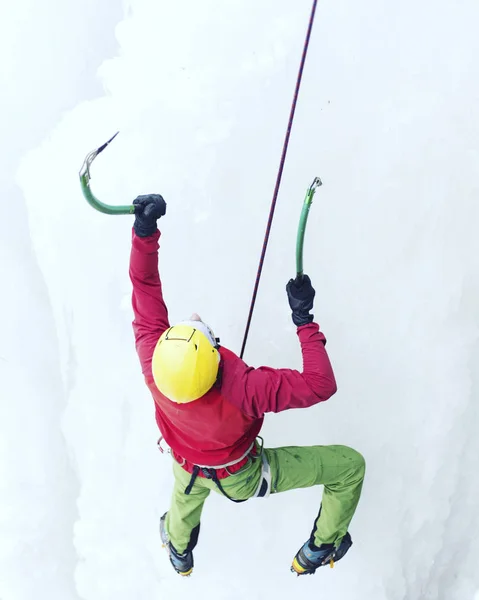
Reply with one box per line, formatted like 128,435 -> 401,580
286,274 -> 315,327
133,194 -> 166,237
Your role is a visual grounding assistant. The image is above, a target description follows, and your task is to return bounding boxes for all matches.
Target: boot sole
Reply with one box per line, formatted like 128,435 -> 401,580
291,554 -> 335,575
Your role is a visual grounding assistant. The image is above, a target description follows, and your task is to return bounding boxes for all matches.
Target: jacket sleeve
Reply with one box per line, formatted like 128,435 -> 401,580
129,228 -> 170,378
221,323 -> 337,418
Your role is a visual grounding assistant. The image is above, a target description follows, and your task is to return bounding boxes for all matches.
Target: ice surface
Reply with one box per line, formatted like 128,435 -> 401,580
3,1 -> 479,599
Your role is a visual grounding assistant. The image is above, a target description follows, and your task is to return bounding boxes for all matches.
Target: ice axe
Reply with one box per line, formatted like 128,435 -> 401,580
79,132 -> 137,215
295,176 -> 322,283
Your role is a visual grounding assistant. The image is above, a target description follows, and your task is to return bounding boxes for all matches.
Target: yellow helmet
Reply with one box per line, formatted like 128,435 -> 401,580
152,322 -> 220,403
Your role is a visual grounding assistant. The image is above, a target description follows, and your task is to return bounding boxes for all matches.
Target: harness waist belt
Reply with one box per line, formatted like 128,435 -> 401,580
189,441 -> 255,469
184,450 -> 271,503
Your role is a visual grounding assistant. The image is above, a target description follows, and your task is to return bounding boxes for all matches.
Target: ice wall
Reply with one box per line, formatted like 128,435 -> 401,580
13,1 -> 479,599
0,1 -> 122,598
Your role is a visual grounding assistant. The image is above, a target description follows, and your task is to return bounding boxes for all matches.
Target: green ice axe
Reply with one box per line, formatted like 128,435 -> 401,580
295,176 -> 322,281
79,132 -> 136,215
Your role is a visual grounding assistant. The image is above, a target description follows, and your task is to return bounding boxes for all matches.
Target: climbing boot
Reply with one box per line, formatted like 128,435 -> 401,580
160,513 -> 193,576
291,531 -> 352,575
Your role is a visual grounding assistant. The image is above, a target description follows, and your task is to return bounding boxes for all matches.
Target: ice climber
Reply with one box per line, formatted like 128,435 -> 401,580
129,194 -> 365,576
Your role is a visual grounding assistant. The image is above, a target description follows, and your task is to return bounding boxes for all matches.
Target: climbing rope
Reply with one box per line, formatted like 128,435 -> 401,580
239,0 -> 319,359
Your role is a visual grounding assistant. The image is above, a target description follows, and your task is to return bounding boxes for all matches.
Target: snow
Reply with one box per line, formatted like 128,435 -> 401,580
2,0 -> 479,599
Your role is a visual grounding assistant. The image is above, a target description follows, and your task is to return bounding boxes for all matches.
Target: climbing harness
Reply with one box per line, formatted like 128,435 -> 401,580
252,452 -> 272,499
179,438 -> 271,503
158,436 -> 256,470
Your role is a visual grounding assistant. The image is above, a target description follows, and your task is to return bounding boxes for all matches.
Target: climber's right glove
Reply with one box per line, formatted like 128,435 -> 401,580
133,194 -> 167,237
286,275 -> 315,327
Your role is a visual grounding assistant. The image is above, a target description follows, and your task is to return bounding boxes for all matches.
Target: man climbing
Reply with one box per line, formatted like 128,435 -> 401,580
129,193 -> 365,576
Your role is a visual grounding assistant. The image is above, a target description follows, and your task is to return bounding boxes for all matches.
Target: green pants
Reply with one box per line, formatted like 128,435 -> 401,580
166,444 -> 365,554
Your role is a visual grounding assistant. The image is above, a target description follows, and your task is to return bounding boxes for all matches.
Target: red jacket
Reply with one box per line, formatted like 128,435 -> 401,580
130,229 -> 337,473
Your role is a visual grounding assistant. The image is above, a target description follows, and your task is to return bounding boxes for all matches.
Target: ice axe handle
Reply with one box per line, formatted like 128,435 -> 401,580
295,176 -> 322,280
295,274 -> 304,286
